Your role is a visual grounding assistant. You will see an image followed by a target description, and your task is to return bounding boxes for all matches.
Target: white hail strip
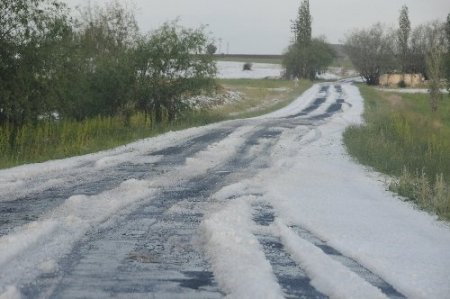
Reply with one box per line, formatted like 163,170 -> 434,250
200,197 -> 284,299
275,221 -> 388,299
0,179 -> 156,290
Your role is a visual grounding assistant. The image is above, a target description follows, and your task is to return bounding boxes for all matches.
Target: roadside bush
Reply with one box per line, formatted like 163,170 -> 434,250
55,1 -> 140,121
134,21 -> 217,122
243,63 -> 252,71
0,0 -> 218,156
0,0 -> 71,141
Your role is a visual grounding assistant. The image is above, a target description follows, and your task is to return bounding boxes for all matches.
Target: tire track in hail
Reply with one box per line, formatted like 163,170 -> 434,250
19,122 -> 293,298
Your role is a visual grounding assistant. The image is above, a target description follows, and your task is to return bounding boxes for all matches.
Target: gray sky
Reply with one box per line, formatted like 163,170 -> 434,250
63,0 -> 450,54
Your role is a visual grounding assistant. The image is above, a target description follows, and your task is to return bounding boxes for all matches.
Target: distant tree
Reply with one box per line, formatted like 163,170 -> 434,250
445,13 -> 450,92
283,0 -> 334,80
408,25 -> 428,77
398,5 -> 411,73
425,22 -> 447,112
243,62 -> 252,71
292,0 -> 312,46
135,22 -> 217,122
206,43 -> 217,55
344,24 -> 396,85
283,38 -> 335,80
446,13 -> 450,44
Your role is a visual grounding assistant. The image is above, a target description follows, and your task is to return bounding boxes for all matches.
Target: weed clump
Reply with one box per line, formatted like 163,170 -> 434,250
390,169 -> 450,219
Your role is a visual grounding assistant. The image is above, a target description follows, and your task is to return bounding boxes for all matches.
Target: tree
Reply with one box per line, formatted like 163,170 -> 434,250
54,1 -> 140,121
206,43 -> 217,55
283,38 -> 335,80
135,22 -> 217,122
0,0 -> 70,144
292,0 -> 312,46
283,0 -> 334,80
408,25 -> 428,77
344,24 -> 396,85
446,13 -> 450,45
425,22 -> 447,112
398,5 -> 411,73
445,13 -> 450,92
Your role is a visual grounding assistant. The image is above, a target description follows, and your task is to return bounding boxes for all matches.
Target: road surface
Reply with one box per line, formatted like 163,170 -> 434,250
1,82 -> 450,299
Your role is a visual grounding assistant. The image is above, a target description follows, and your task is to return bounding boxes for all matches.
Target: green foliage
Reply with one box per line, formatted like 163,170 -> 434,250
344,24 -> 396,85
283,38 -> 335,80
0,79 -> 312,168
425,22 -> 447,112
0,0 -> 70,131
446,13 -> 450,91
398,5 -> 411,73
54,1 -> 139,121
343,86 -> 450,220
283,1 -> 334,80
390,170 -> 449,220
292,0 -> 311,46
346,10 -> 449,91
0,0 -> 218,154
206,43 -> 217,55
242,63 -> 252,71
134,21 -> 217,122
0,113 -> 150,167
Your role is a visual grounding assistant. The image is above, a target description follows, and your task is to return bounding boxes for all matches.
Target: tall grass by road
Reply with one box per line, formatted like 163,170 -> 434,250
0,79 -> 311,169
344,86 -> 450,220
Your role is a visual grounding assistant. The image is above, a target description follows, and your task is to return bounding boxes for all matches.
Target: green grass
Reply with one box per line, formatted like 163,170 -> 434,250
343,86 -> 450,220
0,79 -> 312,169
217,79 -> 312,118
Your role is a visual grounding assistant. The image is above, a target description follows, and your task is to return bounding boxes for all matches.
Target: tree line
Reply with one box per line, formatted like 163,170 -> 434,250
0,0 -> 217,146
344,6 -> 450,112
344,8 -> 450,85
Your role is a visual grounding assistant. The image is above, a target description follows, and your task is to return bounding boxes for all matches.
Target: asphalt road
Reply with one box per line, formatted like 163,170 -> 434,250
0,83 -> 406,299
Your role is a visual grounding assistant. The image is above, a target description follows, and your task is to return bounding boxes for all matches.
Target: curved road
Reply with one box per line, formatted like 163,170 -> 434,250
1,82 -> 449,299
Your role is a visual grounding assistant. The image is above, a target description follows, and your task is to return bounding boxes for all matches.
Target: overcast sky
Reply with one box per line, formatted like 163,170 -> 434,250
63,0 -> 450,54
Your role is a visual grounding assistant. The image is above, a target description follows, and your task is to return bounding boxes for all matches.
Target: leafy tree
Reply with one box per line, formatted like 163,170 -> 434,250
446,14 -> 450,45
408,25 -> 428,77
0,0 -> 70,143
445,13 -> 450,91
54,1 -> 140,121
283,38 -> 334,80
424,22 -> 447,112
292,0 -> 312,46
206,43 -> 217,55
344,24 -> 396,85
398,5 -> 411,73
135,22 -> 217,122
283,0 -> 334,80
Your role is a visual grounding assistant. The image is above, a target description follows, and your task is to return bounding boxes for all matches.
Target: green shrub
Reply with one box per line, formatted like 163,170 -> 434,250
243,63 -> 253,71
